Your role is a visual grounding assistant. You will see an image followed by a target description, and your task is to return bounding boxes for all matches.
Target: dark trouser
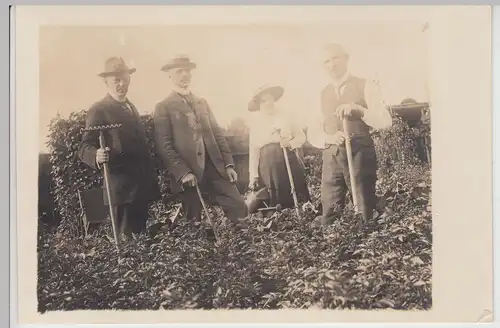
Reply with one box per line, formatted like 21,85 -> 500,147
112,200 -> 150,235
321,139 -> 378,223
181,157 -> 247,222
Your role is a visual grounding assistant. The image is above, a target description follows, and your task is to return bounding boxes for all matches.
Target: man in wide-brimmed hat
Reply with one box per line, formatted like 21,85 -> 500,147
78,57 -> 161,238
153,55 -> 248,229
307,43 -> 393,226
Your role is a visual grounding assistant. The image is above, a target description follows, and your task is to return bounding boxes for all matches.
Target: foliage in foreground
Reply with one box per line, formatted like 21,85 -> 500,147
38,158 -> 432,311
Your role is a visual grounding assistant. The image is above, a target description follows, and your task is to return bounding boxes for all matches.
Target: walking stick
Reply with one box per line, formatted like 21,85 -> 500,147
83,124 -> 122,252
283,148 -> 301,218
342,119 -> 365,226
195,184 -> 218,242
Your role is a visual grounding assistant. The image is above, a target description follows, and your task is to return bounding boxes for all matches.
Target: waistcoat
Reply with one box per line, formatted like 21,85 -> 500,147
321,75 -> 370,137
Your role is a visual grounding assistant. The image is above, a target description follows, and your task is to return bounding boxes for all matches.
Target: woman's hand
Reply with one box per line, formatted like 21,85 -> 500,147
249,177 -> 260,191
280,137 -> 292,149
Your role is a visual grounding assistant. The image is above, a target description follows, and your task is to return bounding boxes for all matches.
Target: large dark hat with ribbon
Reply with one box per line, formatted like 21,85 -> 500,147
97,57 -> 136,78
248,85 -> 284,112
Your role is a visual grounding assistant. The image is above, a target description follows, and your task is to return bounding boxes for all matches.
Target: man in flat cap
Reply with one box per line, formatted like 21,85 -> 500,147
308,43 -> 392,225
78,57 -> 161,238
153,55 -> 248,229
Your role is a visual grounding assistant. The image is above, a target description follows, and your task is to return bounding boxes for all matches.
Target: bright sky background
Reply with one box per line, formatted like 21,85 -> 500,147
39,22 -> 429,153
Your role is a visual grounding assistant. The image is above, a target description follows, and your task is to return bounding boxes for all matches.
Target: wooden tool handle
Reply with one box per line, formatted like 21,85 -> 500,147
342,119 -> 359,214
283,148 -> 300,218
98,131 -> 107,149
98,131 -> 121,251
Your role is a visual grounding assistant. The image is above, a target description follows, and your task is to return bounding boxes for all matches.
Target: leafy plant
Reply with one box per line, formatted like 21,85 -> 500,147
38,161 -> 431,311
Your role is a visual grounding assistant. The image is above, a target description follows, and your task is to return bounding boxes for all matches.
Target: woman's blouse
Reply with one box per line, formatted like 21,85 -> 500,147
248,109 -> 306,181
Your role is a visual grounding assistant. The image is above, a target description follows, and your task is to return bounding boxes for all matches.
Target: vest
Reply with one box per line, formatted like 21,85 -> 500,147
321,75 -> 370,138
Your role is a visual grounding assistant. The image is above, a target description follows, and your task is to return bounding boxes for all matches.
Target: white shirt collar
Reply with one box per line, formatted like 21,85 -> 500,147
331,70 -> 351,88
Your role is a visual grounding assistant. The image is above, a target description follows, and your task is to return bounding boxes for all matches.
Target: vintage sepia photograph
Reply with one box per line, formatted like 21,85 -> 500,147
14,4 -> 491,324
37,21 -> 432,312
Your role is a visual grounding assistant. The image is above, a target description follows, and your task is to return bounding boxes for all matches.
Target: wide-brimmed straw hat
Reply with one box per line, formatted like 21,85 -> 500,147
97,57 -> 136,78
248,85 -> 284,112
161,55 -> 197,72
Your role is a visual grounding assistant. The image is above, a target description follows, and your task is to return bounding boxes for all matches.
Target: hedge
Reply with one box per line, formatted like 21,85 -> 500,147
38,153 -> 60,225
46,108 -> 430,237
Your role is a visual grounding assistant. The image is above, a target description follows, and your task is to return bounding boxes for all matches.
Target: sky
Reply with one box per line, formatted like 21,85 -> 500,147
39,22 -> 429,153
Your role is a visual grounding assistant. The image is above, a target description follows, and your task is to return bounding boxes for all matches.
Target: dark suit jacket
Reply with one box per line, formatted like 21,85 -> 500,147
153,91 -> 234,193
78,94 -> 161,205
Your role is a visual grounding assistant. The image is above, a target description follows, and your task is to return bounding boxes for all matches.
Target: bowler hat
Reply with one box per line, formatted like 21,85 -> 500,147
248,85 -> 284,112
161,55 -> 197,72
97,57 -> 136,78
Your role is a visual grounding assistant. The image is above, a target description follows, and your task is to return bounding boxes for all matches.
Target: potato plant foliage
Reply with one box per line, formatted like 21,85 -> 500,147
40,110 -> 431,311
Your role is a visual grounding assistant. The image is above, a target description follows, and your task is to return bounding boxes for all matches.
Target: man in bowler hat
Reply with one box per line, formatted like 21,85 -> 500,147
153,55 -> 248,228
78,57 -> 161,238
308,43 -> 393,225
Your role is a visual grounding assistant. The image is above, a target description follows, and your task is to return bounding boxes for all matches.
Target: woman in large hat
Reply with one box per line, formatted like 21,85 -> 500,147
247,85 -> 310,213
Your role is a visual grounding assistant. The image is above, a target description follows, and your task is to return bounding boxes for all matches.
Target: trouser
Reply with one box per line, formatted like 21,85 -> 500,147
181,157 -> 248,222
112,200 -> 150,235
321,140 -> 378,223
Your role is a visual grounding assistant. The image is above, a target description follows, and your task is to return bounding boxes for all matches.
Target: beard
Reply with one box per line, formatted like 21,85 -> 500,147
116,86 -> 128,95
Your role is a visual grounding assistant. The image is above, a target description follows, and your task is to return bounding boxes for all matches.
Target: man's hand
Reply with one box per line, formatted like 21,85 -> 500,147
181,173 -> 197,188
96,147 -> 110,164
336,103 -> 365,119
226,167 -> 238,183
325,131 -> 346,146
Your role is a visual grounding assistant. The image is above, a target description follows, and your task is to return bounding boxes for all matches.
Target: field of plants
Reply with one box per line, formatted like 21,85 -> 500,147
37,111 -> 431,311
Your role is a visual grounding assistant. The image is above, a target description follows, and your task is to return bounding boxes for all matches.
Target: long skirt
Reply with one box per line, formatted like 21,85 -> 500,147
258,143 -> 310,209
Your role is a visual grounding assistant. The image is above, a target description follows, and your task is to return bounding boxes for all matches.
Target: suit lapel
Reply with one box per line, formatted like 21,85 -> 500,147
126,100 -> 142,122
170,91 -> 207,122
189,95 -> 208,121
104,94 -> 140,121
169,91 -> 194,113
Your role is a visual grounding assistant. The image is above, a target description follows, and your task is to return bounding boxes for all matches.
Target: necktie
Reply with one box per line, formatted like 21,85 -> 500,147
179,93 -> 199,120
